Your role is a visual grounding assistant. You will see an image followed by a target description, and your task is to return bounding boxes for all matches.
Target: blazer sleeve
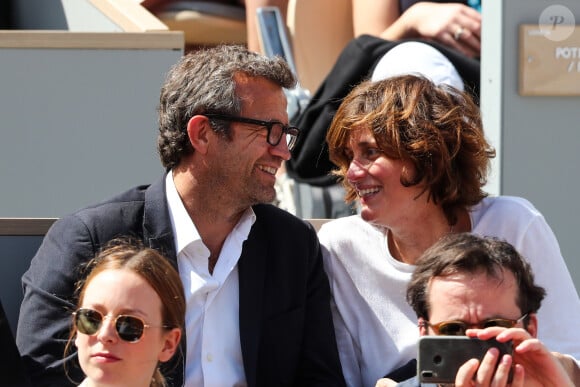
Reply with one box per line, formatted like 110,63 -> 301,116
241,206 -> 346,386
16,215 -> 98,387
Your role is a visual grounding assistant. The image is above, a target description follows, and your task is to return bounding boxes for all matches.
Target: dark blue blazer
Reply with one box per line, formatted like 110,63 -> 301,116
16,175 -> 345,387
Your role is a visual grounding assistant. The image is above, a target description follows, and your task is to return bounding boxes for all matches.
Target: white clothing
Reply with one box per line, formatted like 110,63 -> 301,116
371,41 -> 465,91
319,195 -> 580,387
166,172 -> 253,387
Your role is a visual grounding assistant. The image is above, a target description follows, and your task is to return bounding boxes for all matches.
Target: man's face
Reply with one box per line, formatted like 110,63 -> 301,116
207,75 -> 291,209
420,269 -> 528,337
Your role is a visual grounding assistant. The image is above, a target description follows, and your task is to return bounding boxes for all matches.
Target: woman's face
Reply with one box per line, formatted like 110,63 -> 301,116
75,269 -> 179,387
345,127 -> 427,227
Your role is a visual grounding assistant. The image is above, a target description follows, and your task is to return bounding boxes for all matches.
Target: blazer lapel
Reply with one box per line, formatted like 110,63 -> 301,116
238,219 -> 267,387
142,174 -> 177,263
142,174 -> 184,386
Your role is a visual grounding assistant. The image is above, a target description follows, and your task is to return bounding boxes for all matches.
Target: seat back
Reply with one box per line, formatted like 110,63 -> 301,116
0,219 -> 56,336
156,1 -> 246,48
306,218 -> 331,232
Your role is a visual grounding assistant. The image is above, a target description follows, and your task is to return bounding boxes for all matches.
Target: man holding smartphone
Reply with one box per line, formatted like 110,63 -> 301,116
379,233 -> 576,386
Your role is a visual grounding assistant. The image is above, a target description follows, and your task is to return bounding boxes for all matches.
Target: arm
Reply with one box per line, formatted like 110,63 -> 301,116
352,0 -> 481,58
352,0 -> 400,38
320,243 -> 363,387
16,216 -> 97,387
552,352 -> 580,387
516,215 -> 580,360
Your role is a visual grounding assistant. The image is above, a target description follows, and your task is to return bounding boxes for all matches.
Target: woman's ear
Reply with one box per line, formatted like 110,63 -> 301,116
186,115 -> 212,154
158,328 -> 182,363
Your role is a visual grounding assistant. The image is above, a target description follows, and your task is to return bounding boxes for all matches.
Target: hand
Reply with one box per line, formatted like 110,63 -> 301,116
403,2 -> 481,58
375,377 -> 397,387
453,327 -> 574,386
552,352 -> 580,386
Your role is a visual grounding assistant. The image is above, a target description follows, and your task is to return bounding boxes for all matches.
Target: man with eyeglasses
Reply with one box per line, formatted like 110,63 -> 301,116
17,45 -> 346,387
378,233 -> 578,387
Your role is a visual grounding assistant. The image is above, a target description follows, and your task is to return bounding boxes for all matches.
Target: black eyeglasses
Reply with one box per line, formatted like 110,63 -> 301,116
73,308 -> 170,343
205,113 -> 301,151
423,314 -> 528,336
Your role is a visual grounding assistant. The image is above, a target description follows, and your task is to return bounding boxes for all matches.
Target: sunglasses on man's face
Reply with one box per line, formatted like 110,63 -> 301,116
73,308 -> 169,343
424,314 -> 528,336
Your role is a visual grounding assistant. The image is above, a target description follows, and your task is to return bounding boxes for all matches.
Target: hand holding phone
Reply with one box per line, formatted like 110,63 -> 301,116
418,336 -> 513,384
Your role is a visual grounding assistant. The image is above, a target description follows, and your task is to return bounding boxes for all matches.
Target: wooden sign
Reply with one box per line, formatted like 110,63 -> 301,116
520,24 -> 580,96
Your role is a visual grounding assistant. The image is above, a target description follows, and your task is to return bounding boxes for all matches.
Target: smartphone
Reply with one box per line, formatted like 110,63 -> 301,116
418,336 -> 513,384
256,6 -> 311,120
256,6 -> 297,74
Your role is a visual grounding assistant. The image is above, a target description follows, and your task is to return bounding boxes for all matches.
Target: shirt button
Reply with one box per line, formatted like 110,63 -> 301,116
206,353 -> 213,362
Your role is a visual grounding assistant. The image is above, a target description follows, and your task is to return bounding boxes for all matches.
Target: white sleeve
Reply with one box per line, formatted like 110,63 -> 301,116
517,215 -> 580,361
319,236 -> 364,387
330,297 -> 364,387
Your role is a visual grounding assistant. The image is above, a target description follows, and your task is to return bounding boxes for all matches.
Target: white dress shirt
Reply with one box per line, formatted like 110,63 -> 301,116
165,172 -> 254,387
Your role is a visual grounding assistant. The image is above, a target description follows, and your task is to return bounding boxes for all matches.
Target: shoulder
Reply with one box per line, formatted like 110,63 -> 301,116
318,215 -> 380,243
252,204 -> 317,237
48,184 -> 151,242
248,206 -> 322,271
472,196 -> 542,219
73,184 -> 147,222
470,196 -> 554,245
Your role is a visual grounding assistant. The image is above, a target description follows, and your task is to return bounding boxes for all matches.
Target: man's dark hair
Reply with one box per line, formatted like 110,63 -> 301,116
157,44 -> 296,169
407,233 -> 546,321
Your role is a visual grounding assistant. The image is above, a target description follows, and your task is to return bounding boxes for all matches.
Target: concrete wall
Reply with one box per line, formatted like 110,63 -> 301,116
0,0 -> 183,336
0,46 -> 177,217
482,1 -> 580,294
0,0 -> 183,218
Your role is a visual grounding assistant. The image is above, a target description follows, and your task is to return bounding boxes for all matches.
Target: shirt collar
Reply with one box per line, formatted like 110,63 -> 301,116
165,172 -> 256,255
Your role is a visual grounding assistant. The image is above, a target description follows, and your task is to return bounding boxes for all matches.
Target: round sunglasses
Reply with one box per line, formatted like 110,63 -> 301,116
423,314 -> 528,336
73,308 -> 170,343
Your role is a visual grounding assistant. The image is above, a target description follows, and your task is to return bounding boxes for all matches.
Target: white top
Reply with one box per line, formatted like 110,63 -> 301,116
166,172 -> 254,387
319,196 -> 580,387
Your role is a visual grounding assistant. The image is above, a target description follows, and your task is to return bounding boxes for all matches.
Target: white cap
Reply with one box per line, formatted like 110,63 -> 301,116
371,41 -> 464,91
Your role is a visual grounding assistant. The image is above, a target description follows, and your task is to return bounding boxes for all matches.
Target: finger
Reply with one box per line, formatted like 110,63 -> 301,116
455,358 -> 480,387
441,26 -> 479,58
439,31 -> 473,58
513,337 -> 545,354
458,6 -> 482,38
509,364 -> 525,387
455,27 -> 480,54
490,355 -> 513,387
375,378 -> 397,387
495,327 -> 532,343
475,347 -> 500,386
467,326 -> 525,342
465,327 -> 503,340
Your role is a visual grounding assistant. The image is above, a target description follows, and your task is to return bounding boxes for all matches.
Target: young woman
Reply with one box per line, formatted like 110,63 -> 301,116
66,239 -> 185,387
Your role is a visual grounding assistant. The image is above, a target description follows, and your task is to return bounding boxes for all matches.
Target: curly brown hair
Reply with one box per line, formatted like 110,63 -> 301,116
326,74 -> 495,225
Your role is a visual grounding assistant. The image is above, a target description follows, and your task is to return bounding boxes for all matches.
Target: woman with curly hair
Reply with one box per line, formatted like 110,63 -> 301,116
319,74 -> 580,387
